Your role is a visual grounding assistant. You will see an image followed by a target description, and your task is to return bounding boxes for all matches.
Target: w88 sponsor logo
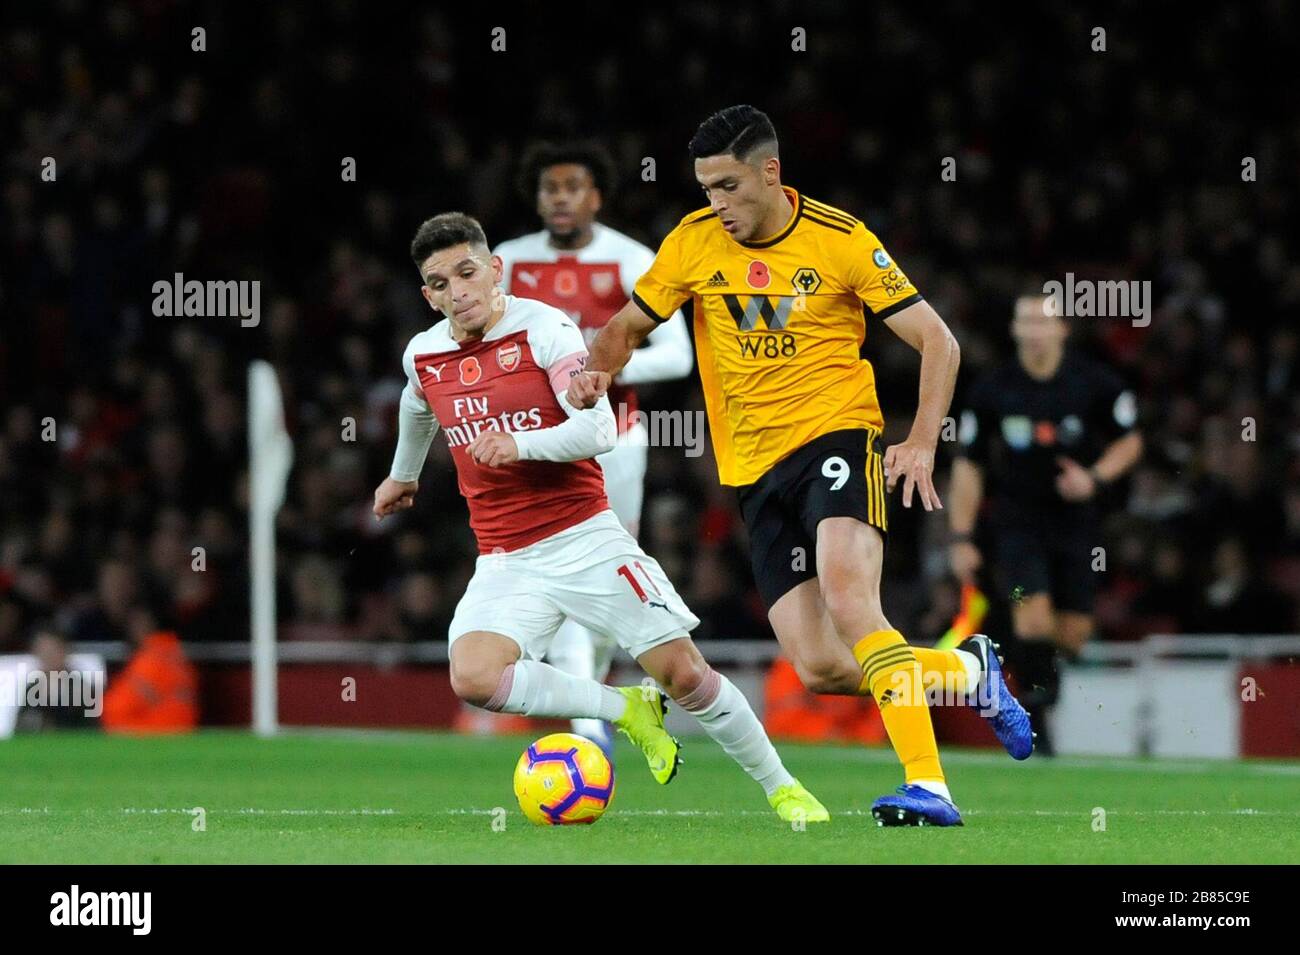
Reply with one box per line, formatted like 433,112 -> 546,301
736,333 -> 797,359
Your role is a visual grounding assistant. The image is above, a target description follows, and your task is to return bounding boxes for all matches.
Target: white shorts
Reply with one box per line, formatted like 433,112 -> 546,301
449,510 -> 699,662
597,422 -> 648,531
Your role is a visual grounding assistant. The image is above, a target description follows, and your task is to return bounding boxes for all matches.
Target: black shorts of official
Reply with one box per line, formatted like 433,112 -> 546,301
736,427 -> 888,609
992,508 -> 1098,615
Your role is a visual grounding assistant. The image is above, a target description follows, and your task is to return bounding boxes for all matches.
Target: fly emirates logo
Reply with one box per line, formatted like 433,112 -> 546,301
443,395 -> 544,448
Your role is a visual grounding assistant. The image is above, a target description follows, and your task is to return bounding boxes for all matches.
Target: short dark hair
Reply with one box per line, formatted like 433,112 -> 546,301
410,212 -> 489,269
688,105 -> 779,163
515,139 -> 616,204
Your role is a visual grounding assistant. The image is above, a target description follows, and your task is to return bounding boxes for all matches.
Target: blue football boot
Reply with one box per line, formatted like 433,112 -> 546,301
871,784 -> 964,827
963,634 -> 1035,760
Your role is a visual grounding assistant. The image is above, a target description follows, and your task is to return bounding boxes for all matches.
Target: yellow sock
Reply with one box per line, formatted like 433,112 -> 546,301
852,629 -> 944,784
912,647 -> 972,698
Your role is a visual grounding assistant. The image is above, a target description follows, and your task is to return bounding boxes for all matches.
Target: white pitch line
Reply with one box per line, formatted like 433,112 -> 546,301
2,806 -> 1294,819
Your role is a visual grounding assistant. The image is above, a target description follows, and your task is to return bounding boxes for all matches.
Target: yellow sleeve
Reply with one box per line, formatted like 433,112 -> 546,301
632,226 -> 692,323
841,222 -> 922,318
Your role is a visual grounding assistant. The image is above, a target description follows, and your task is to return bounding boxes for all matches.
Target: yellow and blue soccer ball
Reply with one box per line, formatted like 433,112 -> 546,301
513,732 -> 615,825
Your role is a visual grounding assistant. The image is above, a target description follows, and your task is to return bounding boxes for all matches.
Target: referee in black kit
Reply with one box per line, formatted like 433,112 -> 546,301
947,293 -> 1143,753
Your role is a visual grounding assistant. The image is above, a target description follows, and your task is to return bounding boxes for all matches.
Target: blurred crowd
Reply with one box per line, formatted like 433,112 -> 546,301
1,0 -> 1297,656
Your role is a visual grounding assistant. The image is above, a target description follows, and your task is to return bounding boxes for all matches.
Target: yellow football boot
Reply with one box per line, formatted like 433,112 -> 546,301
613,685 -> 682,785
768,779 -> 830,823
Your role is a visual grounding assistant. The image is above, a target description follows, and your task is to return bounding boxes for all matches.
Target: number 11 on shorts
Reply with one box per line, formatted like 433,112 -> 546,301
617,561 -> 663,604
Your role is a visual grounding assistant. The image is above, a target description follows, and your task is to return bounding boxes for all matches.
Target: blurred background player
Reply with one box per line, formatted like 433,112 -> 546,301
949,294 -> 1143,753
494,142 -> 694,756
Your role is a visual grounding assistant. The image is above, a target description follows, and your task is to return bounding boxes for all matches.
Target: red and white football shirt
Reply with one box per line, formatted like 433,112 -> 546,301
495,223 -> 657,432
402,296 -> 610,554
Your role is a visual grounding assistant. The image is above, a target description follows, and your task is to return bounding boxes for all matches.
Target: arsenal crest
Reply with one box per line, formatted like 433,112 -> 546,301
590,271 -> 617,297
496,341 -> 521,372
459,355 -> 483,385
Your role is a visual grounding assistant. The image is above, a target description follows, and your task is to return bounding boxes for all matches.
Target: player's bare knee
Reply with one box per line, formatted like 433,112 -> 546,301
818,577 -> 856,624
656,645 -> 709,700
449,658 -> 505,707
820,578 -> 885,641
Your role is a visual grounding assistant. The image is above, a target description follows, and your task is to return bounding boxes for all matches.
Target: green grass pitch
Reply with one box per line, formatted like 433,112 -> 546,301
2,731 -> 1296,863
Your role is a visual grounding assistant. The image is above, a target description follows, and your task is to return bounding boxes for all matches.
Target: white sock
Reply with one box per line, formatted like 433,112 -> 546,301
913,779 -> 954,802
678,670 -> 794,796
546,621 -> 615,746
955,649 -> 982,691
496,660 -> 625,722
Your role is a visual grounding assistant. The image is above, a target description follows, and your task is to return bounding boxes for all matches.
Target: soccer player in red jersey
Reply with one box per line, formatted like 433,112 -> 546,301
372,212 -> 827,823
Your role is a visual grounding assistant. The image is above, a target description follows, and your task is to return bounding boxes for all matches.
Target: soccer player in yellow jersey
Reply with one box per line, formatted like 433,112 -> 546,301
569,105 -> 1034,826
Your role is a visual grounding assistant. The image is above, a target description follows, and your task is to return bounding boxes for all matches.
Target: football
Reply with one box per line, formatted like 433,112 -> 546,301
513,733 -> 616,825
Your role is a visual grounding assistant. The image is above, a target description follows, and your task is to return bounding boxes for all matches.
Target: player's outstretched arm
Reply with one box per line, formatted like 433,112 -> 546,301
375,371 -> 440,518
882,299 -> 961,511
470,392 -> 616,467
498,392 -> 617,464
617,308 -> 694,385
567,299 -> 660,408
471,314 -> 619,467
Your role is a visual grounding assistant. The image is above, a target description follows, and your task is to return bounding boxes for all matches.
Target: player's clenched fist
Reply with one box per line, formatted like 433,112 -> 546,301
467,430 -> 519,467
566,370 -> 611,409
373,477 -> 418,520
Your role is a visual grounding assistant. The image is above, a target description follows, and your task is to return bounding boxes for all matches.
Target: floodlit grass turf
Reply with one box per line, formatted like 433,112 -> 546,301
1,730 -> 1296,864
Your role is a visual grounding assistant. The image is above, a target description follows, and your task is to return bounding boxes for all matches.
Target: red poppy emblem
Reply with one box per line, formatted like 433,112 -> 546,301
459,356 -> 482,385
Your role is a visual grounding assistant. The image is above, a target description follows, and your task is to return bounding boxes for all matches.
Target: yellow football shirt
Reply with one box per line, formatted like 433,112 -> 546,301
632,186 -> 923,486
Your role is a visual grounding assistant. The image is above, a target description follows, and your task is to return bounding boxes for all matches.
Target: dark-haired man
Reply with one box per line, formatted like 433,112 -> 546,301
372,211 -> 827,823
569,105 -> 1034,827
495,142 -> 693,756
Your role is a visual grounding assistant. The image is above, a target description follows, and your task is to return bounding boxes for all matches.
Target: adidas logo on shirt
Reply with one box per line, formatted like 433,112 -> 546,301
705,270 -> 728,288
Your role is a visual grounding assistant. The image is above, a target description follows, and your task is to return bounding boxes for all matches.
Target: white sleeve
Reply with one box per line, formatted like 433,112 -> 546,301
511,312 -> 617,462
513,392 -> 617,462
389,345 -> 441,481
